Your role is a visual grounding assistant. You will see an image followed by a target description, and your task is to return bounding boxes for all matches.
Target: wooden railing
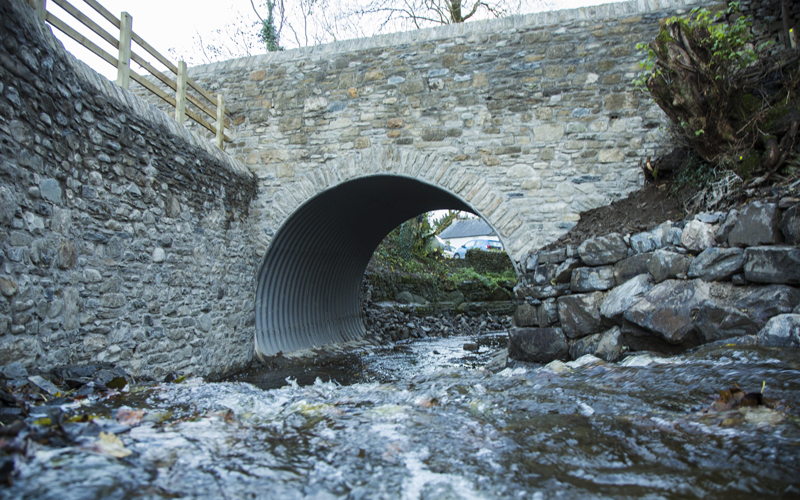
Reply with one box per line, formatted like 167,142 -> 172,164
26,0 -> 233,149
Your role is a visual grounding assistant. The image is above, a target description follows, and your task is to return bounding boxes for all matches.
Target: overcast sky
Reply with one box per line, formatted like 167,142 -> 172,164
47,0 -> 613,79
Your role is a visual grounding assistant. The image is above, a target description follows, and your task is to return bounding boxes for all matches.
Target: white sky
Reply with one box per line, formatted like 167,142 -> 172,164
47,0 -> 612,80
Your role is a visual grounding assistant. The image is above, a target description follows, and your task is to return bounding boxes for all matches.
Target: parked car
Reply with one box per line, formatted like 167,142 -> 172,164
452,239 -> 503,259
442,245 -> 458,258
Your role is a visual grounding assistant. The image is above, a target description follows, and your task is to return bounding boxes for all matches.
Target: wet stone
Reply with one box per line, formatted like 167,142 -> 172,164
508,326 -> 568,363
757,314 -> 800,347
600,273 -> 653,325
623,279 -> 710,344
557,292 -> 604,339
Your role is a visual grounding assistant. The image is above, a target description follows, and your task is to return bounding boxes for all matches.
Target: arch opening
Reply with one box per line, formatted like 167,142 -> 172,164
255,174 -> 489,356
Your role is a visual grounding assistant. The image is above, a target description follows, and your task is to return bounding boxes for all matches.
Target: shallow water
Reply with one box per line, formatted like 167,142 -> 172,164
4,337 -> 800,500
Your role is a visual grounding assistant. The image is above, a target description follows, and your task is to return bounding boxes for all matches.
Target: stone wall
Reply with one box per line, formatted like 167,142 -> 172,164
0,0 -> 258,379
735,0 -> 799,49
136,0 -> 706,264
510,199 -> 800,363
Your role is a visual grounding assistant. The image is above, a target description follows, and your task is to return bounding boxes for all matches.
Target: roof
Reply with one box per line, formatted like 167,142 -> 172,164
438,219 -> 496,240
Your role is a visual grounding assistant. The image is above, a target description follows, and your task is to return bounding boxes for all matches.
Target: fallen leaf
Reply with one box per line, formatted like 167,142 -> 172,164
116,408 -> 145,426
94,431 -> 132,458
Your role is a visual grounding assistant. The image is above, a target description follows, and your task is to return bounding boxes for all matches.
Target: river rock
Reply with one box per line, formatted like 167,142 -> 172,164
680,220 -> 715,253
613,253 -> 651,286
623,279 -> 710,344
757,314 -> 800,347
646,249 -> 692,282
600,274 -> 653,325
687,247 -> 744,281
780,204 -> 800,245
729,201 -> 783,247
508,327 -> 568,363
557,292 -> 604,339
743,246 -> 800,285
571,266 -> 615,292
569,332 -> 600,360
578,233 -> 628,266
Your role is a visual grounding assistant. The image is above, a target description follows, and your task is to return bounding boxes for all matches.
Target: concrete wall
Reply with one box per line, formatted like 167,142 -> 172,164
0,0 -> 258,379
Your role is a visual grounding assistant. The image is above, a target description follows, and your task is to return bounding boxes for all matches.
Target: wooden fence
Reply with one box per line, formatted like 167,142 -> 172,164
26,0 -> 233,149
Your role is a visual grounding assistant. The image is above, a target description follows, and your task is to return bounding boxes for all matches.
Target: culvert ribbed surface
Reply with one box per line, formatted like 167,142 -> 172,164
255,175 -> 474,356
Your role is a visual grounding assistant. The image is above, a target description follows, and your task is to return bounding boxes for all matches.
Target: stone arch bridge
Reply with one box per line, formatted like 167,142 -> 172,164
184,0 -> 701,357
0,0 -> 703,377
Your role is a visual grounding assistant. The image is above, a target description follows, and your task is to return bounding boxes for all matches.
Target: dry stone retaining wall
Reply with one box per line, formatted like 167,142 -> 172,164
510,199 -> 800,363
0,0 -> 258,379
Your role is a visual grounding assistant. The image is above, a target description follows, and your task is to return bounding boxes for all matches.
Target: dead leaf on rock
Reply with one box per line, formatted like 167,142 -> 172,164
116,408 -> 144,426
94,431 -> 132,458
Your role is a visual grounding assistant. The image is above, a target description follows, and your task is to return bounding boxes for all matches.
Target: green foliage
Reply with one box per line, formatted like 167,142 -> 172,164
669,150 -> 720,196
260,0 -> 283,52
635,3 -> 756,95
445,267 -> 516,291
464,248 -> 514,274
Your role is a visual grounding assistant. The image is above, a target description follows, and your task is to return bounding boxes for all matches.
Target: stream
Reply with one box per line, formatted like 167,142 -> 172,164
3,333 -> 800,499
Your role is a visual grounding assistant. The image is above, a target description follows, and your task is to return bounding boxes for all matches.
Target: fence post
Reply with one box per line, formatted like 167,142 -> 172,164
116,12 -> 132,89
216,94 -> 225,149
175,61 -> 187,123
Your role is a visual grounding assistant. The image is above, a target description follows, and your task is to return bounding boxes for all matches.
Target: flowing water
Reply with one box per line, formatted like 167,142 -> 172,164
3,334 -> 800,500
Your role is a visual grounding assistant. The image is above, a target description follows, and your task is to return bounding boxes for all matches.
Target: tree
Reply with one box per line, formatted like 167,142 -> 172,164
635,4 -> 800,186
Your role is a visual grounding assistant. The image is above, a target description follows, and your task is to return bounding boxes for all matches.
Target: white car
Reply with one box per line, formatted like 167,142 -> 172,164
452,239 -> 503,259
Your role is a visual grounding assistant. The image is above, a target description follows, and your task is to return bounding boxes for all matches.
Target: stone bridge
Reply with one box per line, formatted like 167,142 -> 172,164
185,0 -> 702,357
1,0 -> 703,377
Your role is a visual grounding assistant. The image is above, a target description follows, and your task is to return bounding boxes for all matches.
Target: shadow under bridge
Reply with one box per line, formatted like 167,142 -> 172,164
255,174 -> 476,357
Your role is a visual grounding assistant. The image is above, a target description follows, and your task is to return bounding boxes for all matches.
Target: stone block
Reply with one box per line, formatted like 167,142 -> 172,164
613,253 -> 651,286
729,201 -> 783,247
687,247 -> 744,281
646,249 -> 692,283
538,248 -> 566,264
623,279 -> 710,344
578,233 -> 628,266
630,221 -> 672,254
680,220 -> 715,253
600,273 -> 652,325
569,326 -> 623,362
554,258 -> 581,283
780,204 -> 800,245
743,246 -> 800,284
514,303 -> 537,327
508,327 -> 568,363
571,266 -> 615,292
558,291 -> 604,339
533,124 -> 564,142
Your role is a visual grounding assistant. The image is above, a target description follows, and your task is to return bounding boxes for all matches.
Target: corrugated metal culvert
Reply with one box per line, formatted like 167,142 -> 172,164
255,175 -> 474,356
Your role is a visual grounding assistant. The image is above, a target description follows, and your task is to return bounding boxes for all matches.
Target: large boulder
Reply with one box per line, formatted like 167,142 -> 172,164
623,279 -> 710,344
578,233 -> 628,266
613,253 -> 651,286
681,220 -> 715,253
557,292 -> 604,339
728,201 -> 783,247
508,327 -> 569,363
600,274 -> 653,325
571,266 -> 615,292
714,209 -> 738,244
757,314 -> 800,347
687,247 -> 745,282
646,249 -> 693,283
694,284 -> 800,342
743,246 -> 800,285
780,204 -> 800,245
